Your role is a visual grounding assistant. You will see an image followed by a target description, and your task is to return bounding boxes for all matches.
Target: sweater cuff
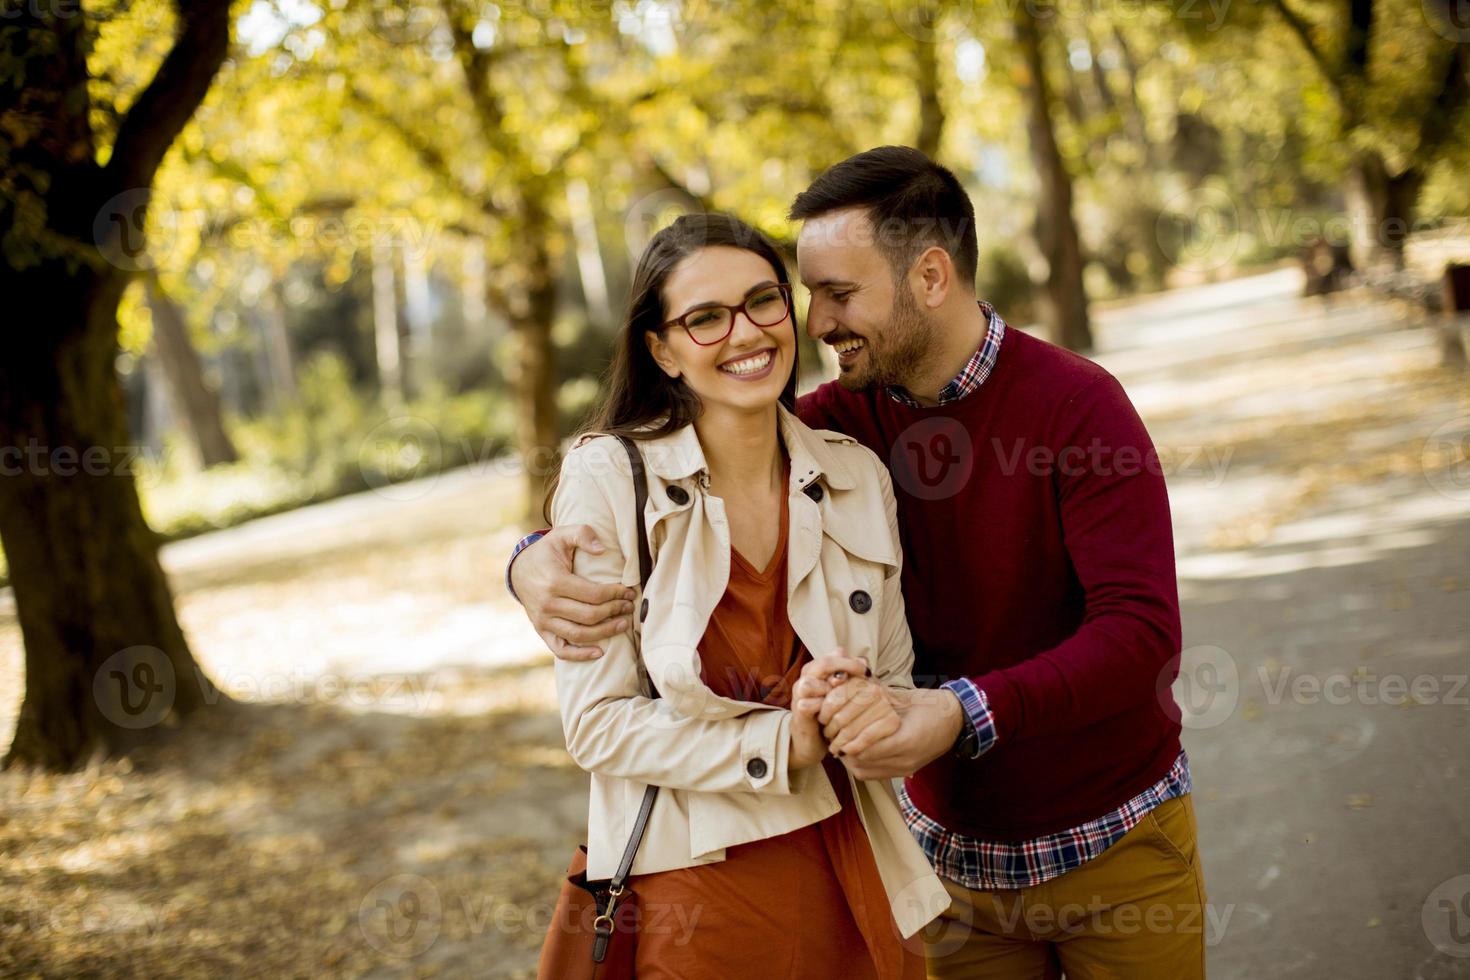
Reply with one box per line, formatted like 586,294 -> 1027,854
941,679 -> 998,759
505,529 -> 550,603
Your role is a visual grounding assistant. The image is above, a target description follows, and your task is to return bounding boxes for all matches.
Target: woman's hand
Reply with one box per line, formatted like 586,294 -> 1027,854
789,650 -> 870,770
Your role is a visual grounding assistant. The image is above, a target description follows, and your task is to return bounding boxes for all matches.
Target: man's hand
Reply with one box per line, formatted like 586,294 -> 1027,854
512,525 -> 635,661
823,686 -> 965,780
817,675 -> 901,758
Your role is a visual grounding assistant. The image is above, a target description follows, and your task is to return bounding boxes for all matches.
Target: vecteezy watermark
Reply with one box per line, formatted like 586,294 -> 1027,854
1156,189 -> 1466,271
1423,875 -> 1470,958
623,187 -> 709,260
795,212 -> 975,257
1156,185 -> 1241,272
358,874 -> 444,957
919,892 -> 1235,957
0,900 -> 168,939
201,669 -> 440,715
887,0 -> 1234,38
0,0 -> 84,19
887,427 -> 1234,502
92,189 -> 440,272
990,438 -> 1235,487
0,440 -> 172,487
355,873 -> 702,959
1257,666 -> 1469,708
1422,417 -> 1470,502
363,0 -> 439,43
94,646 -> 176,730
886,0 -> 975,42
357,416 -> 444,500
95,654 -> 440,730
93,188 -> 183,273
890,417 -> 975,501
986,894 -> 1234,943
0,0 -> 172,29
1423,0 -> 1470,41
1158,645 -> 1240,730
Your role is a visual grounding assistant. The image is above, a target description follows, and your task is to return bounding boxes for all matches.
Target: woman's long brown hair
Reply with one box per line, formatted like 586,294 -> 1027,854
542,213 -> 799,523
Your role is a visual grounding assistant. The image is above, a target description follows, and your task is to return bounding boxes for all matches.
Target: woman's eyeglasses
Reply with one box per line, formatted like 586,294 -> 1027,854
662,283 -> 792,346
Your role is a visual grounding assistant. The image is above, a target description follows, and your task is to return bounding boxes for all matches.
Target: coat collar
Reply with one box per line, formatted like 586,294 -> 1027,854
636,402 -> 857,492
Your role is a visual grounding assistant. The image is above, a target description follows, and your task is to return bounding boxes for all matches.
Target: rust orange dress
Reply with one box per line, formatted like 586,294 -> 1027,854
631,455 -> 927,979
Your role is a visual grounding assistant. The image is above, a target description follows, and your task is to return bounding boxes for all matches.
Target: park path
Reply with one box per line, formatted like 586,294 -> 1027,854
1092,270 -> 1470,980
2,268 -> 1468,977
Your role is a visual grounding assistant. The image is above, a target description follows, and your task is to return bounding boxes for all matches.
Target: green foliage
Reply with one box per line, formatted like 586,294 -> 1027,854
975,245 -> 1038,326
136,352 -> 518,541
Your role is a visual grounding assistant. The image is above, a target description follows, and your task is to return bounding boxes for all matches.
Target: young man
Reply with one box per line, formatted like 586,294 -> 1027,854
508,146 -> 1205,978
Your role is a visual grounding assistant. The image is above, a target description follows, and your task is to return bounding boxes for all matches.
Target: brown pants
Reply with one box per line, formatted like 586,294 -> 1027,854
920,794 -> 1209,979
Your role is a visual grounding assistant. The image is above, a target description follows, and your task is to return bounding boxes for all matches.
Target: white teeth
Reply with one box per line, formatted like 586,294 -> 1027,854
834,338 -> 866,355
719,350 -> 773,376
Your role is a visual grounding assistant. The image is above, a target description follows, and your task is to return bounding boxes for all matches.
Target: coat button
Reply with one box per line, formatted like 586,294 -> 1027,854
746,757 -> 768,779
639,598 -> 649,622
849,590 -> 872,614
803,482 -> 824,502
666,485 -> 689,505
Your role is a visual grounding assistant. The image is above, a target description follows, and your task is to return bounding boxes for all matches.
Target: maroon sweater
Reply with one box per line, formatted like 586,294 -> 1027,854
798,328 -> 1183,841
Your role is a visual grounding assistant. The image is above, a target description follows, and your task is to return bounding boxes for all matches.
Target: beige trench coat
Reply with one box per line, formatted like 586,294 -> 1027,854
549,402 -> 948,939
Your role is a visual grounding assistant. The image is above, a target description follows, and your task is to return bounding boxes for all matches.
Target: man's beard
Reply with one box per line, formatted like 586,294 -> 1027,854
837,283 -> 936,394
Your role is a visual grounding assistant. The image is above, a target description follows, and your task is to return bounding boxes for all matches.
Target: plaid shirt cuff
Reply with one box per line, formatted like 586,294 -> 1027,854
506,529 -> 549,603
941,679 -> 998,759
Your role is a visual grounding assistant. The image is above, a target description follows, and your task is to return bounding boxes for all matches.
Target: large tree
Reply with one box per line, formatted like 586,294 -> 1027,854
1264,0 -> 1468,267
1014,7 -> 1094,352
0,0 -> 233,769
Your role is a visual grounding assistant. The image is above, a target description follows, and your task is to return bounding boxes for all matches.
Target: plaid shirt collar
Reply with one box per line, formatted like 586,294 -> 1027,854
885,301 -> 1006,408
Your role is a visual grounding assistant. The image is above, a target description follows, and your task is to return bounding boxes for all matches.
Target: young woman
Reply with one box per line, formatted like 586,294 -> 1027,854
543,214 -> 945,978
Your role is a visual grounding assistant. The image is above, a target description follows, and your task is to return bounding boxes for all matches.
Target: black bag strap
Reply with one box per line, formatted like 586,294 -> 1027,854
606,435 -> 658,891
616,434 -> 653,588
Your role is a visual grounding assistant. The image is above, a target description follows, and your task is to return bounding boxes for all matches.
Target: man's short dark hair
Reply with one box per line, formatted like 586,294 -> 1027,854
789,145 -> 978,288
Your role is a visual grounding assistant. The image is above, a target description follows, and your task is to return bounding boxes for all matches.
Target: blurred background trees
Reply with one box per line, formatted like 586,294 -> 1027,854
2,0 -> 1467,768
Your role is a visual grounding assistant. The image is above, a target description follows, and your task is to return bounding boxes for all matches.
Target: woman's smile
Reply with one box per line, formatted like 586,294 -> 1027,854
718,347 -> 777,379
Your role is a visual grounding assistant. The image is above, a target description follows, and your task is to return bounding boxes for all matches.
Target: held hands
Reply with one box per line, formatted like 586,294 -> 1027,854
789,651 -> 869,770
512,525 -> 635,661
795,649 -> 966,780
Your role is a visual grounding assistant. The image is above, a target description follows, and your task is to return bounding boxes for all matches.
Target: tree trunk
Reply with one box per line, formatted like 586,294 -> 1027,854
915,38 -> 945,159
0,0 -> 231,769
145,275 -> 239,467
1111,27 -> 1159,172
1345,150 -> 1423,271
264,277 -> 299,406
509,209 -> 562,526
0,277 -> 220,769
1015,9 -> 1094,352
372,243 -> 406,408
565,177 -> 612,329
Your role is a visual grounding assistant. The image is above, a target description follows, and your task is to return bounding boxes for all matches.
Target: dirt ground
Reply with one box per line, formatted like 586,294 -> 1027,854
2,269 -> 1469,978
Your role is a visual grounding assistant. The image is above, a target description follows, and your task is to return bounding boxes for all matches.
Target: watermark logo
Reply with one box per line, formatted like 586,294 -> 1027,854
366,0 -> 439,43
1422,417 -> 1470,502
358,873 -> 443,957
1424,0 -> 1470,40
1156,185 -> 1239,272
888,0 -> 973,42
94,646 -> 175,729
623,187 -> 706,261
890,418 -> 974,501
94,188 -> 182,272
1423,875 -> 1470,958
1158,645 -> 1239,730
358,416 -> 443,500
